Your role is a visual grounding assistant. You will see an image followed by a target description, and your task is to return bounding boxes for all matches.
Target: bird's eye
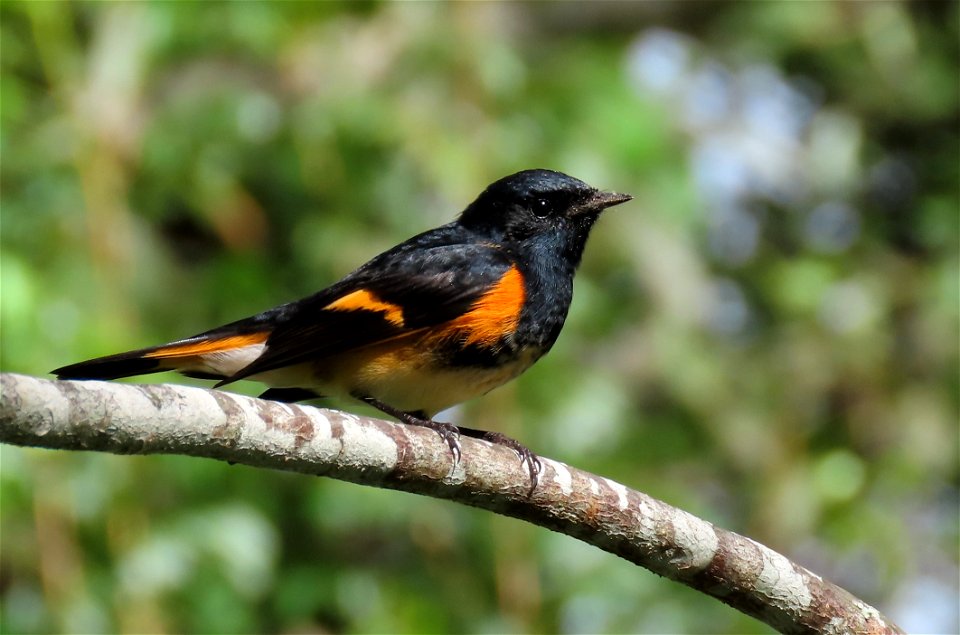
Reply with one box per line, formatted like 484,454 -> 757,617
532,198 -> 551,218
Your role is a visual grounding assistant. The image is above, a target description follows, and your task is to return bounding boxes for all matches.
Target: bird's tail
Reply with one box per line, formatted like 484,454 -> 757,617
53,331 -> 270,382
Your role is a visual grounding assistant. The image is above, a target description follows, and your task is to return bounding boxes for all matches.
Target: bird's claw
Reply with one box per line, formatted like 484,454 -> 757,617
482,431 -> 541,495
357,396 -> 538,490
432,421 -> 462,467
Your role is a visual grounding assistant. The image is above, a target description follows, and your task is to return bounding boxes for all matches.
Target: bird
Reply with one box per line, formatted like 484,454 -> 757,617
53,169 -> 632,490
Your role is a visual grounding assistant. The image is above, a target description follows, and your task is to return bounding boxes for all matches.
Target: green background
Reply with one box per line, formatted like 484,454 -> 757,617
2,2 -> 957,633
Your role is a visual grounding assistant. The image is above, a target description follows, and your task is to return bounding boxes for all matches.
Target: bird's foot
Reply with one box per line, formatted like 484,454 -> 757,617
357,396 -> 539,493
459,428 -> 542,495
403,416 -> 462,466
359,396 -> 462,467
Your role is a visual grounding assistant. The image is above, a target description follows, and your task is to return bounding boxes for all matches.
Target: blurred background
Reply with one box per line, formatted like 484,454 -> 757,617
2,2 -> 957,633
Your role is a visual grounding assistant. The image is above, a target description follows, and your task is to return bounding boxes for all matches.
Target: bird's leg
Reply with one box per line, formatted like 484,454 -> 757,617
457,427 -> 542,494
358,396 -> 462,466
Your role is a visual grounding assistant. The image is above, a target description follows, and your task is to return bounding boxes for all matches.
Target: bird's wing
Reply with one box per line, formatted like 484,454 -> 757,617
218,242 -> 522,384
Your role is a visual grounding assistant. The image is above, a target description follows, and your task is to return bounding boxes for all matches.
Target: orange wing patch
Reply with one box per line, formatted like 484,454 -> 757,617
325,289 -> 405,326
144,332 -> 270,359
446,265 -> 525,347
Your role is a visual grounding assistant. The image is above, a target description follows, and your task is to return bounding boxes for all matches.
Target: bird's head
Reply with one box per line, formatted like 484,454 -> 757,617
459,169 -> 631,260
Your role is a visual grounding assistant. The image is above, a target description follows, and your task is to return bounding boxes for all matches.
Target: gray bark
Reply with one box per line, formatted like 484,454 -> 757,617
0,373 -> 902,634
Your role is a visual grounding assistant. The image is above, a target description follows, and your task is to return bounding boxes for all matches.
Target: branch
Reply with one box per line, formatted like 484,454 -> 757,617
1,373 -> 901,634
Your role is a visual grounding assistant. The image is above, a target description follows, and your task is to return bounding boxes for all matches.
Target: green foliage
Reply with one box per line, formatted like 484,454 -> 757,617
2,2 -> 957,633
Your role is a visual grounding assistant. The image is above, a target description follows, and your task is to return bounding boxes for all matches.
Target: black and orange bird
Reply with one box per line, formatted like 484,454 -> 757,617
54,169 -> 631,487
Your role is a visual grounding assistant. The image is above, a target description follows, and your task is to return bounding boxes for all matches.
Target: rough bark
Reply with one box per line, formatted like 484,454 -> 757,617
0,373 -> 902,634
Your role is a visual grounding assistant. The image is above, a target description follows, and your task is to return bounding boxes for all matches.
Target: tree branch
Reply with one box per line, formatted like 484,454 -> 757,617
1,372 -> 901,634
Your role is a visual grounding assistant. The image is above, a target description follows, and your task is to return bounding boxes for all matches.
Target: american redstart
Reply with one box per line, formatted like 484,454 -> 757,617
54,169 -> 631,488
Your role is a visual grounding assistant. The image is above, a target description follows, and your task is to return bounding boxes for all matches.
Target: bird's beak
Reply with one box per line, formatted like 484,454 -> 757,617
594,191 -> 633,208
574,190 -> 633,216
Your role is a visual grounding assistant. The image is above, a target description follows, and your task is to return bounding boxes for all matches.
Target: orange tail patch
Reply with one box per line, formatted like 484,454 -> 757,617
143,332 -> 270,359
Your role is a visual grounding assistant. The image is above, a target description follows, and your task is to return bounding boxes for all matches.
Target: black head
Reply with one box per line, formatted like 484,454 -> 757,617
459,169 -> 631,262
